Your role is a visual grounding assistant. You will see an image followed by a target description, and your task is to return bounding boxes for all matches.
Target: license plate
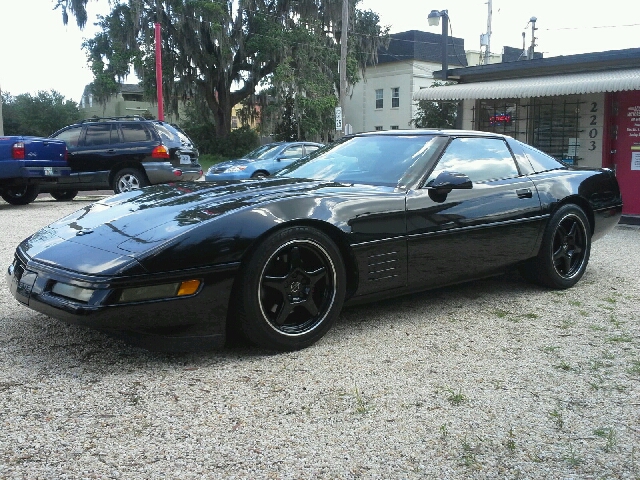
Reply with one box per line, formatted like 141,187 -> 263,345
180,155 -> 191,165
44,167 -> 54,176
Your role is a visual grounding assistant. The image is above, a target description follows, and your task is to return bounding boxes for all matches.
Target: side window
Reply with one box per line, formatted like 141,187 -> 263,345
52,126 -> 82,147
83,124 -> 112,147
281,145 -> 304,159
305,145 -> 320,155
521,143 -> 566,173
426,137 -> 519,185
121,123 -> 152,143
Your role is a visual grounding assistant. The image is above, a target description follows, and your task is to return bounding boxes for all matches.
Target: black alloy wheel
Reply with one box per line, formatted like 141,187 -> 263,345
235,226 -> 346,350
50,190 -> 79,201
524,204 -> 591,289
1,185 -> 40,205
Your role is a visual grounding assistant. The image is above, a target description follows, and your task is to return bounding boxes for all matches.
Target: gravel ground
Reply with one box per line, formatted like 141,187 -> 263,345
1,194 -> 639,479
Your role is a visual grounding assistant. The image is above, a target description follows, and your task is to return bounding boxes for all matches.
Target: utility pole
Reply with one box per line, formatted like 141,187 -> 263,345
0,85 -> 4,136
483,0 -> 492,65
528,16 -> 537,60
339,0 -> 349,136
155,0 -> 164,120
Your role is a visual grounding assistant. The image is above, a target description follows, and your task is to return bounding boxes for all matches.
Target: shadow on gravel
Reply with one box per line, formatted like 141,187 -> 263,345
2,270 -> 551,377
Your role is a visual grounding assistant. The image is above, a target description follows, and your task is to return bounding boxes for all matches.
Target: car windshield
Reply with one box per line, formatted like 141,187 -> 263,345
245,144 -> 282,160
276,135 -> 440,186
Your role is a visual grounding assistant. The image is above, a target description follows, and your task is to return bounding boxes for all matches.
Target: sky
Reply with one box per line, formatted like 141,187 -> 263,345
1,0 -> 640,103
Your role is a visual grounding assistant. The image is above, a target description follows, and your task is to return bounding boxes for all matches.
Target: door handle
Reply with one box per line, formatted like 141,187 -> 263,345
516,188 -> 533,199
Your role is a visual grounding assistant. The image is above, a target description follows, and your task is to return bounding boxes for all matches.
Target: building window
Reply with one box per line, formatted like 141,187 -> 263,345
231,116 -> 238,129
375,89 -> 383,109
391,88 -> 400,108
474,96 -> 582,164
375,126 -> 384,131
390,125 -> 399,130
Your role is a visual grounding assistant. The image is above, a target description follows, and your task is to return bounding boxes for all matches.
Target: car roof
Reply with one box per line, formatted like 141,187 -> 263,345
355,129 -> 509,139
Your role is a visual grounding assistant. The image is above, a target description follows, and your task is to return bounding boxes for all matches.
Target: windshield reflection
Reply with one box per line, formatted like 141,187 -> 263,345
277,135 -> 439,186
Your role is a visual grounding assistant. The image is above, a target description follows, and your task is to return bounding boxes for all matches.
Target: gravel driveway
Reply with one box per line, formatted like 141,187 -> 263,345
1,194 -> 639,479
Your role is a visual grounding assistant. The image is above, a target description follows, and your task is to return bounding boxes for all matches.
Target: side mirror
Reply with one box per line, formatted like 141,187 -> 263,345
430,171 -> 472,190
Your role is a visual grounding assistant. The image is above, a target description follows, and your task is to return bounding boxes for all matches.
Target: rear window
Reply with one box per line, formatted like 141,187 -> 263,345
521,143 -> 566,173
121,123 -> 152,143
52,126 -> 82,147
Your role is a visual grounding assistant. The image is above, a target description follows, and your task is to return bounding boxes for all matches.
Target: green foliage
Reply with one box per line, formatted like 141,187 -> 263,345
214,127 -> 260,159
69,0 -> 387,141
1,90 -> 81,136
411,81 -> 459,129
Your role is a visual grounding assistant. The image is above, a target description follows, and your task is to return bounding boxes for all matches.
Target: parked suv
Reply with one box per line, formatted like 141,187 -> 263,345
45,116 -> 202,199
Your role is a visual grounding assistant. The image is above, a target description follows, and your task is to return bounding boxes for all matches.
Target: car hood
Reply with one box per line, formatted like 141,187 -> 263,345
209,158 -> 252,171
18,178 -> 374,275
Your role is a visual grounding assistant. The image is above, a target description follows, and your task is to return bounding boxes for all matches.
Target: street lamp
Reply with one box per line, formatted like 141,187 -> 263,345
427,9 -> 449,80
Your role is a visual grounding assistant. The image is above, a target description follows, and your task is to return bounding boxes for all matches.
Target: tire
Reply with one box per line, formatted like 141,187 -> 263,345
1,185 -> 40,205
251,171 -> 268,179
235,226 -> 346,350
49,190 -> 79,201
521,204 -> 591,289
113,168 -> 149,193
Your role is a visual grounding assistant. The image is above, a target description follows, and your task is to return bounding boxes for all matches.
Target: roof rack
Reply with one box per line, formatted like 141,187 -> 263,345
80,115 -> 148,123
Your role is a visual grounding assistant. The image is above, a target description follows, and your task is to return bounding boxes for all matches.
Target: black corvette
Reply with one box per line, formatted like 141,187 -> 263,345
7,131 -> 622,351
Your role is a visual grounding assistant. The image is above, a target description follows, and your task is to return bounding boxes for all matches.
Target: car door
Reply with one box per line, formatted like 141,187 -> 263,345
405,136 -> 543,289
274,144 -> 305,171
68,123 -> 119,186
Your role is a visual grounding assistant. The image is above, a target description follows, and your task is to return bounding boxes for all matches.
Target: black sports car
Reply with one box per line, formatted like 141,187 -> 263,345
7,131 -> 622,351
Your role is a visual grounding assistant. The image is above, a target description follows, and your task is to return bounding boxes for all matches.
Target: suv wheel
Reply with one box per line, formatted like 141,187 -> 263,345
50,190 -> 79,201
2,185 -> 40,205
113,168 -> 149,193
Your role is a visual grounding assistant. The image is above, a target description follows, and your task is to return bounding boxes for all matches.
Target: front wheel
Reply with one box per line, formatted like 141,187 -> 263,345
113,168 -> 148,193
235,226 -> 346,350
1,185 -> 40,205
521,204 -> 591,289
50,190 -> 79,201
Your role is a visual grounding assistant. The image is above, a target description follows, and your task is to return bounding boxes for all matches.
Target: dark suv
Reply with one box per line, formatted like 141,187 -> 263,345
46,116 -> 202,199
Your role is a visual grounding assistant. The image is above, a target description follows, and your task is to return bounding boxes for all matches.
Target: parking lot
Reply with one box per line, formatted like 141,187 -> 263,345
1,194 -> 639,478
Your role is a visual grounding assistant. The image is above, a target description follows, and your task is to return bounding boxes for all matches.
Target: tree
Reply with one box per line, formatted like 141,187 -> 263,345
264,6 -> 389,142
67,0 -> 387,140
1,90 -> 81,136
411,81 -> 458,129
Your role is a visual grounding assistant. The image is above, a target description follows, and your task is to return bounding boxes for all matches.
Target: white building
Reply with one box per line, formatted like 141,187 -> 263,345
342,30 -> 467,133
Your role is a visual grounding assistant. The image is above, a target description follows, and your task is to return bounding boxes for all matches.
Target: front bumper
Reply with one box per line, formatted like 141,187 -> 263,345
204,171 -> 253,181
143,162 -> 203,184
7,253 -> 239,351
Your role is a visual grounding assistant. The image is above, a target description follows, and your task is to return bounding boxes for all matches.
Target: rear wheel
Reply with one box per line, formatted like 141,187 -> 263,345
235,226 -> 346,350
1,185 -> 40,205
520,204 -> 591,289
113,168 -> 148,193
251,171 -> 268,179
50,190 -> 79,201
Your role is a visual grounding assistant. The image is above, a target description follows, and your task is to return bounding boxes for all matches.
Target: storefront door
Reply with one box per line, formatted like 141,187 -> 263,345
609,91 -> 640,215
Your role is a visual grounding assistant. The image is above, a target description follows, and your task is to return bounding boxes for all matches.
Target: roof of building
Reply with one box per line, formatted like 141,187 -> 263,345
440,47 -> 640,82
81,83 -> 143,97
378,30 -> 467,68
414,67 -> 640,101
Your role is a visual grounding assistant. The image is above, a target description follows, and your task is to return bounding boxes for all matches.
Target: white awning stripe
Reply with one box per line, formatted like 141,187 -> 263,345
412,68 -> 640,101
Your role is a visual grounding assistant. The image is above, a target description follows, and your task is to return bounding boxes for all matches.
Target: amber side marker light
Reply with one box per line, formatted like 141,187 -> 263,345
117,279 -> 201,303
177,279 -> 201,296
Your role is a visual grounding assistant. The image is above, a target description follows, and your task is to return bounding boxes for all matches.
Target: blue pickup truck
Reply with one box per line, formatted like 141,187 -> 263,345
0,136 -> 70,205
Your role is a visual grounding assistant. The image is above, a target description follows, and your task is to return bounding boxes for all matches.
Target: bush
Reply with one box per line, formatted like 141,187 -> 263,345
215,126 -> 260,158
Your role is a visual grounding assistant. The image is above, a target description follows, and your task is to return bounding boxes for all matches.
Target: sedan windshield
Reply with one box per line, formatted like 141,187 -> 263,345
245,144 -> 281,160
277,135 -> 440,186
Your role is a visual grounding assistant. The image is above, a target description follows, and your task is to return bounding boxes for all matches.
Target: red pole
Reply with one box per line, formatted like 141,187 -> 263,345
155,23 -> 164,121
